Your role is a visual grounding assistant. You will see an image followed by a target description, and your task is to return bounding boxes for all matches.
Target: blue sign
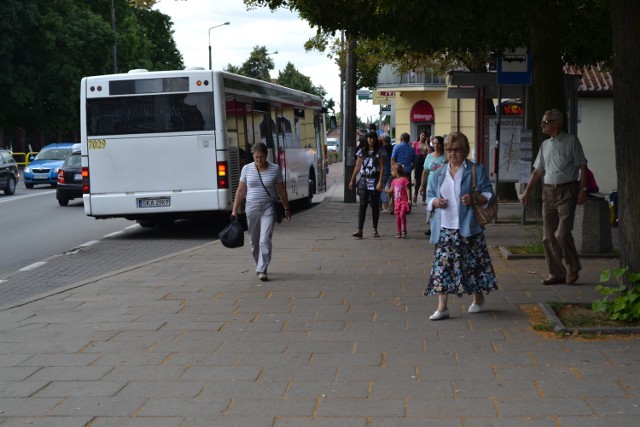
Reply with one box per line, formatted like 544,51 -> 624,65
497,48 -> 532,86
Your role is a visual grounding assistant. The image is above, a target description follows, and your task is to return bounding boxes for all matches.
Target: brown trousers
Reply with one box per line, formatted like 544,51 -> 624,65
542,182 -> 582,278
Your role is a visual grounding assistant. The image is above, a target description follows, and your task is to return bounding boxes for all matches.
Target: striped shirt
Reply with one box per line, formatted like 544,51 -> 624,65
240,162 -> 283,203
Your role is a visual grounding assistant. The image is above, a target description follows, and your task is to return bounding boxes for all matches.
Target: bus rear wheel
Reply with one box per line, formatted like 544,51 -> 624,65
303,169 -> 315,208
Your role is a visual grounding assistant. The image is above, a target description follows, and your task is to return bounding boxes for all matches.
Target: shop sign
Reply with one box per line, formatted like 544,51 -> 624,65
410,100 -> 435,122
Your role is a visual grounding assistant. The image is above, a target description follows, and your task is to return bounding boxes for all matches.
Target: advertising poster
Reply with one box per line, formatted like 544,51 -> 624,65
489,117 -> 523,183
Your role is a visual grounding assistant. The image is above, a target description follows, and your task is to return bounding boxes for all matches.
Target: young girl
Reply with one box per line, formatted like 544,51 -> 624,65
384,163 -> 411,238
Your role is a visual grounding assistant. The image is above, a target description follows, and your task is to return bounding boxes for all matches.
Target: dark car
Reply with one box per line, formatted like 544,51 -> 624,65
56,151 -> 83,206
0,149 -> 20,195
23,142 -> 79,188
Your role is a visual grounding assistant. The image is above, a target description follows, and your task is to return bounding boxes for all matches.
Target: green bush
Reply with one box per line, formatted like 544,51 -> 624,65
592,267 -> 640,323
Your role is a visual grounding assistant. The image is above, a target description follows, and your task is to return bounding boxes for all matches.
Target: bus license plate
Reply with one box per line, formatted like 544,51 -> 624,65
33,173 -> 49,180
137,197 -> 171,208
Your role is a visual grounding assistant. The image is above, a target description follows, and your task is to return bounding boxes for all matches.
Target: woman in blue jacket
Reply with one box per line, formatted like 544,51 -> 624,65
424,132 -> 498,320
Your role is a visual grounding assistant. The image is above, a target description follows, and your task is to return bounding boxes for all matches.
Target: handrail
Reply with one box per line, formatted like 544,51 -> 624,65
10,151 -> 39,167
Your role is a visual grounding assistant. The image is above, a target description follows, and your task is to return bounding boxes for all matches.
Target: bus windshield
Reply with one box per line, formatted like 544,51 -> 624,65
86,93 -> 214,136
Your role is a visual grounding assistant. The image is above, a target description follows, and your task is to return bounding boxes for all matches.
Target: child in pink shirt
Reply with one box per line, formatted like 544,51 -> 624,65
384,164 -> 411,238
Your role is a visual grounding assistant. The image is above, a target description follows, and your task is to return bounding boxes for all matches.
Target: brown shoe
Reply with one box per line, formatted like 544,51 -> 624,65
352,230 -> 363,238
566,272 -> 579,285
542,275 -> 566,285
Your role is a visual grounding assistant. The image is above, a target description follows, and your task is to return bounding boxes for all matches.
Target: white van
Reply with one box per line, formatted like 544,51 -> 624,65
326,138 -> 340,152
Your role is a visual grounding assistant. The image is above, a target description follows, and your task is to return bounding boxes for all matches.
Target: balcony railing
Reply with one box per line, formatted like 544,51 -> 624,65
376,64 -> 447,87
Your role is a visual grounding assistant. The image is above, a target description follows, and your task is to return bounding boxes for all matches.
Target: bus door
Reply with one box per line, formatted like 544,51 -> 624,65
234,100 -> 254,169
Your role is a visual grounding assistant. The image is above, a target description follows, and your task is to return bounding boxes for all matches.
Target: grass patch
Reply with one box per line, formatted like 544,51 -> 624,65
532,321 -> 555,332
507,224 -> 544,255
508,240 -> 544,255
550,303 -> 617,328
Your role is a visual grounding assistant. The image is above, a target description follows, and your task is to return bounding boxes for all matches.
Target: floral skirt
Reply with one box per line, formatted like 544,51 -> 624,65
424,228 -> 498,297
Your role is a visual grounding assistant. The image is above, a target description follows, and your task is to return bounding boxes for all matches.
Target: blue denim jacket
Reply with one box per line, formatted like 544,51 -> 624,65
427,160 -> 495,244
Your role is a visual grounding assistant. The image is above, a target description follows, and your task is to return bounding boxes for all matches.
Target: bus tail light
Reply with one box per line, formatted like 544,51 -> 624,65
217,161 -> 228,188
82,167 -> 90,193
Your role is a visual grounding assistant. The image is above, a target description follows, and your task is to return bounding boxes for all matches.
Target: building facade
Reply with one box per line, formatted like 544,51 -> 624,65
374,64 -> 616,194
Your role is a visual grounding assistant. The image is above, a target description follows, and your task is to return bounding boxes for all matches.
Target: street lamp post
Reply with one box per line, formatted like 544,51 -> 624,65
208,22 -> 230,70
111,0 -> 117,73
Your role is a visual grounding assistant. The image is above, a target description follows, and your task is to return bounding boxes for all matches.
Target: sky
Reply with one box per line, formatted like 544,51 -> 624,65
153,0 -> 379,122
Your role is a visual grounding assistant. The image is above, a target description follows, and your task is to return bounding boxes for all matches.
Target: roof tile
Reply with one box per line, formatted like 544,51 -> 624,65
564,63 -> 613,96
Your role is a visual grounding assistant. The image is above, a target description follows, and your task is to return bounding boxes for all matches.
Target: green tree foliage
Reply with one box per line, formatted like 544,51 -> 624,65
224,45 -> 275,81
304,31 -> 380,89
277,62 -> 334,113
0,0 -> 182,147
277,62 -> 315,93
224,64 -> 242,74
132,7 -> 183,71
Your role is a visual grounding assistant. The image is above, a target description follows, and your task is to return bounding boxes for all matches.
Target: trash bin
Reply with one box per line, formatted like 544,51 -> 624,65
574,196 -> 613,254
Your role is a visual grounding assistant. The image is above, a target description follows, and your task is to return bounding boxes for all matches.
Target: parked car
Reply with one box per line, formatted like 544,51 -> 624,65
56,150 -> 83,206
0,149 -> 20,195
23,142 -> 79,188
326,138 -> 340,152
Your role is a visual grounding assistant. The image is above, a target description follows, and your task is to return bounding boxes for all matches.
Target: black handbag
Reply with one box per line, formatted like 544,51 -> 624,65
256,165 -> 284,224
219,216 -> 244,248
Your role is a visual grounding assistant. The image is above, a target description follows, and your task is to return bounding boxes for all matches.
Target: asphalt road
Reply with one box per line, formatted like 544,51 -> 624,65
0,185 -> 132,275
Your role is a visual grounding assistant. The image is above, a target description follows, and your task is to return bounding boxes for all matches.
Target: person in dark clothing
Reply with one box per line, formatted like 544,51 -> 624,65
348,130 -> 384,238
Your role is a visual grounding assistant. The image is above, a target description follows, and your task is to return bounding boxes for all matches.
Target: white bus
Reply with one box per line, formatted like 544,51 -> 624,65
80,69 -> 327,226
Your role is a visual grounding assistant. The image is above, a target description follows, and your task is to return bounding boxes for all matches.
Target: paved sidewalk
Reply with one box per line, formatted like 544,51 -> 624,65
0,164 -> 637,427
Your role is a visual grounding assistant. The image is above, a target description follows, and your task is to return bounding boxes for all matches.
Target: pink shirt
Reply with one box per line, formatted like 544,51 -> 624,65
392,177 -> 410,205
412,141 -> 423,156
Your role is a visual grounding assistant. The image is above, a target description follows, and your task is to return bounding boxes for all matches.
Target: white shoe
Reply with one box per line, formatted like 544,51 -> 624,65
468,299 -> 485,313
429,309 -> 449,321
258,273 -> 268,282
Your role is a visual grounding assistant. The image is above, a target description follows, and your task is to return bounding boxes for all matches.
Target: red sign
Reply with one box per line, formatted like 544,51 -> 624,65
410,100 -> 435,122
501,102 -> 523,115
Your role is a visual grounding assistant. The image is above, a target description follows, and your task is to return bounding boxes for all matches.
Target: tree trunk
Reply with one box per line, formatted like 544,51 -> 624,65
343,37 -> 358,203
524,1 -> 566,220
611,1 -> 640,273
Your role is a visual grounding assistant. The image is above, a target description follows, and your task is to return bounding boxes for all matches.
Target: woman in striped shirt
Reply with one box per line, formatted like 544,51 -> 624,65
231,143 -> 291,281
